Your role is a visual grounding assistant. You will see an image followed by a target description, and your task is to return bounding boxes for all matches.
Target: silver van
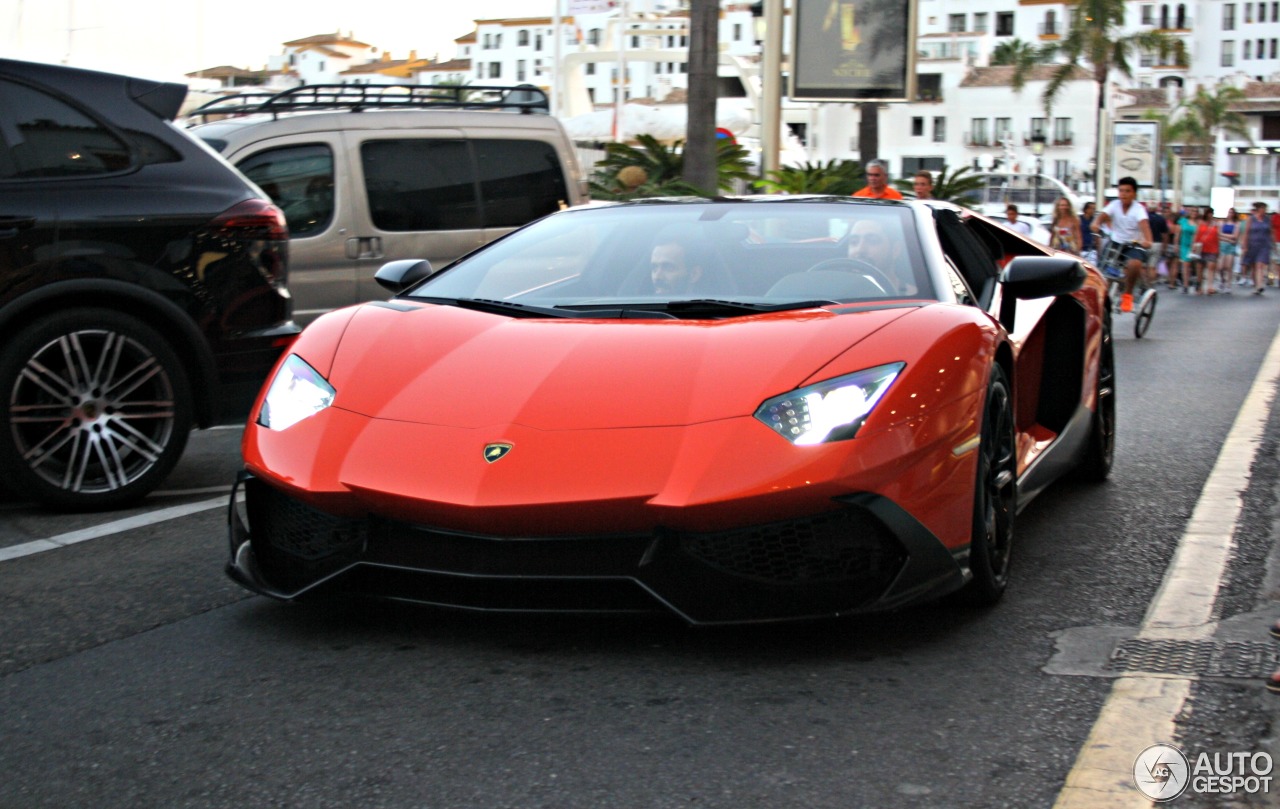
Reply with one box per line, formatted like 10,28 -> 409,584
189,85 -> 586,324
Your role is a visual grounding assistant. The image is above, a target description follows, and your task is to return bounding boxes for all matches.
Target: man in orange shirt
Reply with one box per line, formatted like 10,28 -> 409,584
853,160 -> 904,199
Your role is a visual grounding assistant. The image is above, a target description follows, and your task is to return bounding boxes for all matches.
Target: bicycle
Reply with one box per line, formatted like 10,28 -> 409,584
1099,237 -> 1157,338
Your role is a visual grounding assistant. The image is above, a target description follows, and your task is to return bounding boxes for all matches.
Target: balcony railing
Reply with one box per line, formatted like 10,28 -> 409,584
1037,22 -> 1065,37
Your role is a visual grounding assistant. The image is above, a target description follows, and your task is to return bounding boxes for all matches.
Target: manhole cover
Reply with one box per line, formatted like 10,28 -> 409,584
1105,639 -> 1280,678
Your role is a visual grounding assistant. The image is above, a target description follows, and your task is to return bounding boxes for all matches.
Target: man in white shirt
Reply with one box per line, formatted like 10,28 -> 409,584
1090,176 -> 1154,312
1003,205 -> 1033,236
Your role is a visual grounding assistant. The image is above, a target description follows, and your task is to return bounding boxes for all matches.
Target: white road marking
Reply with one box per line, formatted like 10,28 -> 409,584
0,496 -> 229,563
1053,321 -> 1280,807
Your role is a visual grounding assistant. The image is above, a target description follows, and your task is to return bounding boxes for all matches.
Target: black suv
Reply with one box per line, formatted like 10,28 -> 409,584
0,59 -> 298,510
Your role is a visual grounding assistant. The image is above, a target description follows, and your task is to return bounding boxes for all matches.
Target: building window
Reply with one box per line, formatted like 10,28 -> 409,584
948,13 -> 966,32
912,117 -> 924,137
1260,37 -> 1267,55
517,60 -> 526,81
1141,49 -> 1155,66
1246,3 -> 1254,23
1175,4 -> 1187,27
996,12 -> 1015,36
518,29 -> 529,47
733,23 -> 743,41
586,62 -> 596,75
1030,117 -> 1047,138
588,28 -> 602,46
974,12 -> 988,33
970,118 -> 989,146
1225,3 -> 1237,29
1054,160 -> 1071,182
489,62 -> 501,78
1043,10 -> 1057,36
1272,38 -> 1278,57
483,34 -> 492,49
631,35 -> 640,48
478,62 -> 486,78
994,117 -> 1012,142
536,33 -> 544,50
1054,117 -> 1071,144
1160,5 -> 1170,27
1223,40 -> 1236,65
933,117 -> 946,142
1142,4 -> 1155,24
1245,39 -> 1253,58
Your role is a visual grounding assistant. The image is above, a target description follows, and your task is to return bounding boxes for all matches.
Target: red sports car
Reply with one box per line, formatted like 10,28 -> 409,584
227,197 -> 1113,624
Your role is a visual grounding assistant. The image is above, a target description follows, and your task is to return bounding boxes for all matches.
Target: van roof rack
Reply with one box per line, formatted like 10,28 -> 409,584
187,84 -> 550,122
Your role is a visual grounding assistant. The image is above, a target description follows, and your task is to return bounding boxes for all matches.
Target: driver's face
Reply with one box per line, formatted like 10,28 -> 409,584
848,221 -> 892,266
650,242 -> 699,294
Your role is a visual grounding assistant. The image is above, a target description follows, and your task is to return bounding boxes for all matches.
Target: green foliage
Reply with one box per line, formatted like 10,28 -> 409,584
753,160 -> 863,195
588,134 -> 754,200
893,165 -> 987,204
991,39 -> 1050,90
1165,85 -> 1252,159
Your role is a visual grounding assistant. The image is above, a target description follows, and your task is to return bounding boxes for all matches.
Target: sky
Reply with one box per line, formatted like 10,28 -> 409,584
2,0 -> 550,82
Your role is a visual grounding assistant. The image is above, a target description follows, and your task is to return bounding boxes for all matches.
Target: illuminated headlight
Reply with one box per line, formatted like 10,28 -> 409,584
257,354 -> 335,431
755,363 -> 905,445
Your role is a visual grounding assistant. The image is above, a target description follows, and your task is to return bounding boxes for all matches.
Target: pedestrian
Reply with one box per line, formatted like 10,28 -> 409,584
911,170 -> 934,200
1219,207 -> 1240,289
1242,202 -> 1276,295
1145,201 -> 1168,285
1079,201 -> 1097,262
853,159 -> 904,200
1003,204 -> 1033,236
1091,176 -> 1154,313
1050,197 -> 1081,253
1192,207 -> 1221,294
1177,206 -> 1199,293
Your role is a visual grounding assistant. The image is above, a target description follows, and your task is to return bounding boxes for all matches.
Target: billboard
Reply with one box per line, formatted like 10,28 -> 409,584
1181,164 -> 1213,207
791,0 -> 918,101
1110,121 -> 1159,187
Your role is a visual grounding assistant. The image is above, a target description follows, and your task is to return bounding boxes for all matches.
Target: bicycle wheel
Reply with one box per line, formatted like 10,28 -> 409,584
1135,289 -> 1157,338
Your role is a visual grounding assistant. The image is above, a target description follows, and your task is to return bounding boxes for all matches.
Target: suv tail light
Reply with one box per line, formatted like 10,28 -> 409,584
212,198 -> 289,242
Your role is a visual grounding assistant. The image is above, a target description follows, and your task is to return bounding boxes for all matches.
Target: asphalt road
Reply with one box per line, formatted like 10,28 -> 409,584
2,288 -> 1280,808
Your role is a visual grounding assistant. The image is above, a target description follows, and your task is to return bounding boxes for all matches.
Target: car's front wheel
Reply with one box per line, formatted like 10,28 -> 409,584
0,308 -> 193,510
960,364 -> 1016,605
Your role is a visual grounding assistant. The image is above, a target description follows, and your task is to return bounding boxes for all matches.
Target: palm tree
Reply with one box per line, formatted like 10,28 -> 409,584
991,39 -> 1046,77
1165,84 -> 1252,163
893,165 -> 988,204
1024,0 -> 1187,190
683,0 -> 720,194
589,134 -> 753,200
754,160 -> 863,195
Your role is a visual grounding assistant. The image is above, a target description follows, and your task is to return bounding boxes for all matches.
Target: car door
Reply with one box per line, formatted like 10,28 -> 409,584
344,130 -> 488,305
230,133 -> 355,326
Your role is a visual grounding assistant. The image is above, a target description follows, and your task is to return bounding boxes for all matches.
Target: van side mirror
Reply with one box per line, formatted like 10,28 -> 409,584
375,259 -> 435,293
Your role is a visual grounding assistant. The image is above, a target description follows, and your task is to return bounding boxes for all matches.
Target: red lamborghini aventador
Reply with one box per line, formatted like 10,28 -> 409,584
227,197 -> 1114,624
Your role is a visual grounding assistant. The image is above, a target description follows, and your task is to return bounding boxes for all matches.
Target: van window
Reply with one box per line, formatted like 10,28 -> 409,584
361,139 -> 480,231
237,144 -> 335,237
473,139 -> 569,227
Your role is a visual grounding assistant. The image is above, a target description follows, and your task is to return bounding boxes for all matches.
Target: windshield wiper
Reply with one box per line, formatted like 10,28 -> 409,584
417,297 -> 578,319
660,299 -> 838,315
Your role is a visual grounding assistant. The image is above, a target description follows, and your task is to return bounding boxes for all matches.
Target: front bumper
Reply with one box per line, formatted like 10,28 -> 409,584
227,473 -> 967,625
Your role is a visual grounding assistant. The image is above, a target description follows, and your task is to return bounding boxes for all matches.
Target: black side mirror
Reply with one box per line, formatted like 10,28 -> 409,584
375,259 -> 434,293
998,256 -> 1087,330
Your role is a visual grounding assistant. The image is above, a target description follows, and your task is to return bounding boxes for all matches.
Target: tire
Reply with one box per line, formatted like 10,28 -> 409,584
1134,289 -> 1156,338
0,308 -> 193,510
1077,308 -> 1116,481
959,363 -> 1016,605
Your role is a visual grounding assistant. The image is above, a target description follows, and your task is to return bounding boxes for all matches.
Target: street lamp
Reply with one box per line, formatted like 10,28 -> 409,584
1030,133 -> 1047,218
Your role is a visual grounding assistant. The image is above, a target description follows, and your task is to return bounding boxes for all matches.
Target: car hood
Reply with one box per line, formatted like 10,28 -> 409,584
322,302 -> 918,429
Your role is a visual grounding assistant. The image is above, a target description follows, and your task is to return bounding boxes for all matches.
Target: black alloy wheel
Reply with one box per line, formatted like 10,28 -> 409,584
960,363 -> 1016,605
0,308 -> 192,510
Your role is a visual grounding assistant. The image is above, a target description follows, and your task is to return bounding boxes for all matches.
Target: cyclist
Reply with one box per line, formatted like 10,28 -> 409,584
1091,176 -> 1154,312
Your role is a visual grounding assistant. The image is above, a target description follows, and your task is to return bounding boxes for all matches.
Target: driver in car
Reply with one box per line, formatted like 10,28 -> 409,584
847,218 -> 911,294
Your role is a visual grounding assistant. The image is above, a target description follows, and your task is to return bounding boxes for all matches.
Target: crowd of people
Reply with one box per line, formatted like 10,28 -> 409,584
849,168 -> 1280,313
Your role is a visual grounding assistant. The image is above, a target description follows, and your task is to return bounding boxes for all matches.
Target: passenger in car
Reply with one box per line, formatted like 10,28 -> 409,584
644,225 -> 736,296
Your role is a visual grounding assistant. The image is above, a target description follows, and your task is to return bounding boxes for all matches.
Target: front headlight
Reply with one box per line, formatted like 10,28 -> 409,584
257,354 -> 335,431
755,362 -> 905,445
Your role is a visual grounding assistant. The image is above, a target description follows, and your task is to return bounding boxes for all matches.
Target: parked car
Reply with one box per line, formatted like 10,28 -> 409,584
188,84 -> 587,325
0,59 -> 298,510
227,196 -> 1114,624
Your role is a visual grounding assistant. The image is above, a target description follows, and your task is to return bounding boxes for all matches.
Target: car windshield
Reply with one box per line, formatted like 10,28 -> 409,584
406,200 -> 934,312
